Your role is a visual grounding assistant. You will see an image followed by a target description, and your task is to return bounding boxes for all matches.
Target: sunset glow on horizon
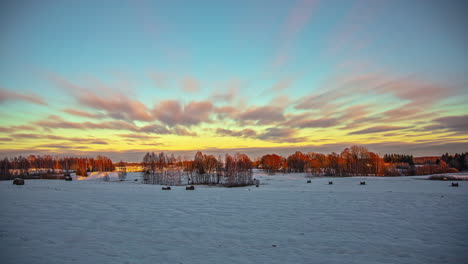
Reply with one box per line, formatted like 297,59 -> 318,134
1,0 -> 467,161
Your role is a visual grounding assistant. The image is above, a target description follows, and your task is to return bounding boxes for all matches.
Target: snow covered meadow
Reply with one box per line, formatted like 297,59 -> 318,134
1,171 -> 467,264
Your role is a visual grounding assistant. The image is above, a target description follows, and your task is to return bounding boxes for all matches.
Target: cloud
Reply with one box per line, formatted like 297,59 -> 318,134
33,115 -> 143,133
137,124 -> 171,134
292,71 -> 464,136
33,115 -> 198,137
216,126 -> 306,143
214,106 -> 236,114
216,128 -> 257,138
286,116 -> 341,128
238,106 -> 286,125
153,100 -> 213,126
9,133 -> 109,144
88,140 -> 108,145
348,126 -> 410,135
45,73 -> 153,122
0,88 -> 47,105
426,115 -> 468,133
257,127 -> 307,143
295,73 -> 458,111
180,76 -> 200,92
117,134 -> 160,140
33,144 -> 89,150
64,109 -> 104,119
0,137 -> 12,141
10,133 -> 43,139
77,90 -> 152,122
0,125 -> 37,133
173,126 -> 197,136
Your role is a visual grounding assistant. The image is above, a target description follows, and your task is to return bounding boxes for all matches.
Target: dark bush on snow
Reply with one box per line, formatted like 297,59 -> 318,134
13,178 -> 24,185
64,175 -> 72,181
360,181 -> 366,185
186,186 -> 195,190
162,186 -> 171,190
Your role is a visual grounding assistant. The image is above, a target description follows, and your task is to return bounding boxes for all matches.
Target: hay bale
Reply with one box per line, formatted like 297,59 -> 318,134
162,186 -> 171,190
186,185 -> 195,190
13,178 -> 25,185
452,182 -> 459,187
64,175 -> 72,181
360,181 -> 366,185
328,181 -> 333,185
307,180 -> 312,183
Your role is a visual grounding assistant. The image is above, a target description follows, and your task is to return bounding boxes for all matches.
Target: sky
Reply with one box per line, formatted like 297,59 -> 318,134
0,0 -> 467,161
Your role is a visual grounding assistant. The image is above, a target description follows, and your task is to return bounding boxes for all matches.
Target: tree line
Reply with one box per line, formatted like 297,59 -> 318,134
0,155 -> 115,180
441,152 -> 468,171
383,154 -> 414,165
256,145 -> 463,176
258,146 -> 384,176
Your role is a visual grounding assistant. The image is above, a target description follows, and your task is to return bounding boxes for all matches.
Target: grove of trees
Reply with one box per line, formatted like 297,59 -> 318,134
383,154 -> 414,165
141,151 -> 253,187
141,152 -> 182,185
441,152 -> 468,171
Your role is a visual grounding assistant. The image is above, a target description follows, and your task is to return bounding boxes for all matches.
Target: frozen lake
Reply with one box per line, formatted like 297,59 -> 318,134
1,171 -> 467,264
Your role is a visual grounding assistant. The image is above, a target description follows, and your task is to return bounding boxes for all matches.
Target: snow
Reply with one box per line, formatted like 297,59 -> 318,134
76,171 -> 122,181
1,171 -> 467,264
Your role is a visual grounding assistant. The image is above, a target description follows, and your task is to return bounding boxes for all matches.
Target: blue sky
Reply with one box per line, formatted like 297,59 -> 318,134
0,0 -> 467,161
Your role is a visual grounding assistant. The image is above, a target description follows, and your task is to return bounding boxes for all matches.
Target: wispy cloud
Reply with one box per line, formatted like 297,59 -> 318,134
348,125 -> 410,135
45,73 -> 152,122
0,88 -> 47,105
422,115 -> 468,134
32,115 -> 197,136
64,108 -> 105,119
0,125 -> 37,133
216,128 -> 257,138
257,127 -> 307,143
117,134 -> 160,140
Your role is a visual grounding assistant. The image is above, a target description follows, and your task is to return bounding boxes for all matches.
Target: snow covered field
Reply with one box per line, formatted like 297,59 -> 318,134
1,171 -> 467,264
